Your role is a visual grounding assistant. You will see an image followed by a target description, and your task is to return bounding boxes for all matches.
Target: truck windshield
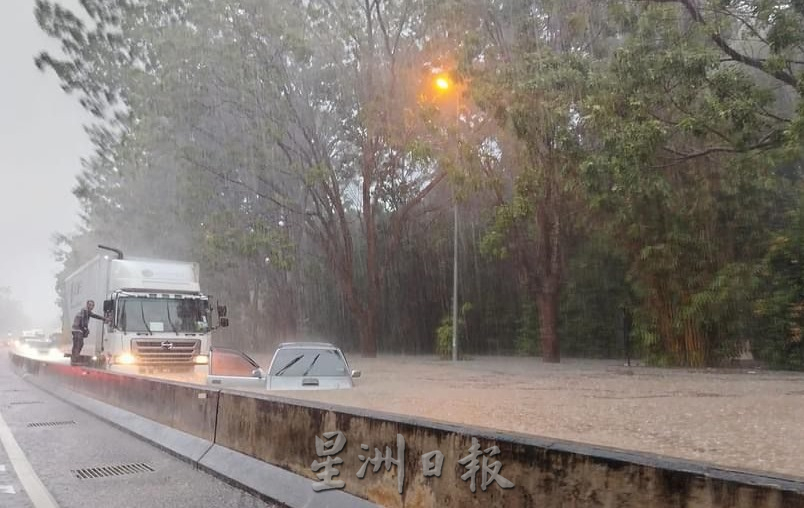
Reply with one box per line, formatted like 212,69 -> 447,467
118,297 -> 209,334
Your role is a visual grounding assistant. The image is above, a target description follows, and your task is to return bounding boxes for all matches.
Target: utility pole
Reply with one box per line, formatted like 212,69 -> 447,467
623,306 -> 632,367
452,81 -> 460,363
434,71 -> 461,363
452,197 -> 458,362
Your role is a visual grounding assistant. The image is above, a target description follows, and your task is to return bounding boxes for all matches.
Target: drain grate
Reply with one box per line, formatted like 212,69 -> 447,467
9,401 -> 42,405
71,463 -> 155,480
27,421 -> 76,428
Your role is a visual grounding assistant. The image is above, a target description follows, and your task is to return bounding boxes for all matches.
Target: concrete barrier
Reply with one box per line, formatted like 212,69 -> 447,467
214,390 -> 804,508
10,351 -> 804,508
12,353 -> 218,442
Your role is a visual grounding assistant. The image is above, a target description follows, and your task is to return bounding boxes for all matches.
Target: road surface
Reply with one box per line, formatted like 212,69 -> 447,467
0,352 -> 275,508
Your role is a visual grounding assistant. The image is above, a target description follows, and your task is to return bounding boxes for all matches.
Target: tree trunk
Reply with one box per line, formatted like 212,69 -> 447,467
537,291 -> 560,363
280,270 -> 299,340
361,297 -> 378,357
363,198 -> 379,358
362,162 -> 380,358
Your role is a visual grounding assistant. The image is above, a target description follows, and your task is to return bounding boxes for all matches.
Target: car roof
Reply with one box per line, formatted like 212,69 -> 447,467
276,341 -> 340,350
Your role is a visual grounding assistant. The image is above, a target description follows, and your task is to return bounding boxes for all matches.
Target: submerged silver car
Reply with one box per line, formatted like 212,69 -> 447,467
206,342 -> 360,390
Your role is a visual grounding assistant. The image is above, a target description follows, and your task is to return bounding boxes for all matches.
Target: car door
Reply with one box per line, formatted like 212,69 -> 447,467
206,347 -> 266,388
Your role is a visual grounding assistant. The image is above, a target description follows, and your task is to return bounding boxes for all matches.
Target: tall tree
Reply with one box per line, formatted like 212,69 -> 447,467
447,0 -> 615,362
582,0 -> 802,365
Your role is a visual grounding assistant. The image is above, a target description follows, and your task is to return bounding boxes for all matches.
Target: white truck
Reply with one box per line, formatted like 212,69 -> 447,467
62,245 -> 228,372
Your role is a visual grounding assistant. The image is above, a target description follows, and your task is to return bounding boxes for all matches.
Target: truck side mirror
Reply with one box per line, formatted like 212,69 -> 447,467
219,317 -> 229,328
103,300 -> 114,313
217,305 -> 227,317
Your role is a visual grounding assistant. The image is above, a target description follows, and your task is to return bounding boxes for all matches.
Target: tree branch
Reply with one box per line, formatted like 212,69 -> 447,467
658,130 -> 778,163
384,170 -> 448,260
647,0 -> 797,87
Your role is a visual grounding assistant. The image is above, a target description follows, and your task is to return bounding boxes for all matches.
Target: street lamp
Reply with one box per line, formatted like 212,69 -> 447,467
433,72 -> 460,363
435,76 -> 451,91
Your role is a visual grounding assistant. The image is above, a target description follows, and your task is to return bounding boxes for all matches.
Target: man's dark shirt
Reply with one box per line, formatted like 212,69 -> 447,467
72,308 -> 104,334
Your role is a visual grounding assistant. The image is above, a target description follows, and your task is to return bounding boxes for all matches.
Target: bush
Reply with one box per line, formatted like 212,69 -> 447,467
753,196 -> 804,370
435,316 -> 453,359
434,303 -> 473,359
515,301 -> 539,356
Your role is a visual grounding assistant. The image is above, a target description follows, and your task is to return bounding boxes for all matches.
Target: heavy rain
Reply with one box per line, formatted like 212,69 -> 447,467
1,1 -> 803,507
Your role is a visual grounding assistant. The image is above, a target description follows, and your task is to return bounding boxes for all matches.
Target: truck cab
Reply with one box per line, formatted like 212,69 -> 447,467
104,288 -> 214,371
63,248 -> 227,372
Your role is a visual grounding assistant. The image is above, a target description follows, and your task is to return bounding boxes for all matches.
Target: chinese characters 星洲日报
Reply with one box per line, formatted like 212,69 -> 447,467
310,431 -> 515,494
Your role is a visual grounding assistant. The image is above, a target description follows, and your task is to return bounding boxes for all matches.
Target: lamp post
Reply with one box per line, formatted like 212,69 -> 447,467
434,73 -> 459,362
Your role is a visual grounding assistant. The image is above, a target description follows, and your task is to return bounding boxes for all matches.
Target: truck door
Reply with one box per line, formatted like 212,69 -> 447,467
101,298 -> 115,354
206,347 -> 266,388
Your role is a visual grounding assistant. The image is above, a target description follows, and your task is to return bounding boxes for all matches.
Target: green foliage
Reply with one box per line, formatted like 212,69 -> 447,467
753,185 -> 804,369
515,301 -> 539,356
435,316 -> 454,359
559,236 -> 631,358
202,212 -> 295,272
580,0 -> 803,366
434,302 -> 473,359
681,263 -> 760,360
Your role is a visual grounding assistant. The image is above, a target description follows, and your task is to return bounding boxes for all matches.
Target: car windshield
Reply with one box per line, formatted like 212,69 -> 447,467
118,297 -> 209,334
269,348 -> 349,377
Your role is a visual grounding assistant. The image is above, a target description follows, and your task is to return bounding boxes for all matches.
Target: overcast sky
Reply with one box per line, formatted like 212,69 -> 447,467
0,0 -> 90,329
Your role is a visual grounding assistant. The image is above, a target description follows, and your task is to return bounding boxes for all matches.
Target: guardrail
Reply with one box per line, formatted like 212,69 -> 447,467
9,351 -> 804,508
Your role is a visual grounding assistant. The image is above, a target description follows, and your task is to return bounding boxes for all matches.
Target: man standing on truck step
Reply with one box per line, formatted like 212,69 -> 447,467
71,300 -> 105,365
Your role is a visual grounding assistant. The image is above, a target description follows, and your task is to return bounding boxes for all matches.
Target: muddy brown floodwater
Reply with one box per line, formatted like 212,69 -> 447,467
153,354 -> 804,479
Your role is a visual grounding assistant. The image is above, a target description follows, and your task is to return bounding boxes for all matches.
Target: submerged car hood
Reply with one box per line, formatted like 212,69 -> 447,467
267,376 -> 353,390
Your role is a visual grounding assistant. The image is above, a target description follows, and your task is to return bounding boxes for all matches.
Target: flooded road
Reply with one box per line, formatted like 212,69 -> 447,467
129,352 -> 804,479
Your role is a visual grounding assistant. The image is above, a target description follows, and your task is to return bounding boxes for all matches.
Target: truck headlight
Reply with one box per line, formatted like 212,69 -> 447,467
116,353 -> 136,365
193,355 -> 209,365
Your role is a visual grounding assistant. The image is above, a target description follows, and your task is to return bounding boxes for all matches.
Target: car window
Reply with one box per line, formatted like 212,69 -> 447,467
269,348 -> 348,377
209,348 -> 260,377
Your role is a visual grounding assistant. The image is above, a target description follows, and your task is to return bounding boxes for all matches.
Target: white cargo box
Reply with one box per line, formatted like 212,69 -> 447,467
109,258 -> 200,293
